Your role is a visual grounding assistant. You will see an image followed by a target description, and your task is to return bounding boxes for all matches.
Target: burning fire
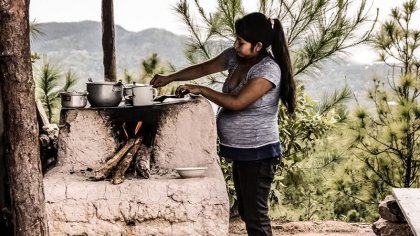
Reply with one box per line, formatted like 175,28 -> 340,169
122,121 -> 143,139
135,121 -> 143,136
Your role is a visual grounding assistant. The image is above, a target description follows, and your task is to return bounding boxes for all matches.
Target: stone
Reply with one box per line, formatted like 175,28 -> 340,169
378,195 -> 406,223
372,218 -> 413,236
373,195 -> 414,236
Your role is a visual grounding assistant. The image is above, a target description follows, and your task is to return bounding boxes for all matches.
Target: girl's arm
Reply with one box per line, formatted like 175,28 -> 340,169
150,52 -> 227,87
177,78 -> 273,111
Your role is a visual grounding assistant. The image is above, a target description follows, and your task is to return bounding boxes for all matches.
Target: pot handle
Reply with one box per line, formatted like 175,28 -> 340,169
113,80 -> 123,92
152,88 -> 158,98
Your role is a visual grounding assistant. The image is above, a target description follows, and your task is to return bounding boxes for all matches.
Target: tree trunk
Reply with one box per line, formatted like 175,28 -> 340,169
0,0 -> 48,235
404,133 -> 413,188
102,0 -> 117,82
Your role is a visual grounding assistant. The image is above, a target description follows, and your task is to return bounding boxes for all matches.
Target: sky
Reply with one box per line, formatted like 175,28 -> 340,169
29,0 -> 221,35
29,0 -> 417,64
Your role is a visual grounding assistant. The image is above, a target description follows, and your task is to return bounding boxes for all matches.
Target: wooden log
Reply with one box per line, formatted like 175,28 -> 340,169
36,99 -> 50,127
135,144 -> 152,179
93,138 -> 135,180
111,137 -> 142,185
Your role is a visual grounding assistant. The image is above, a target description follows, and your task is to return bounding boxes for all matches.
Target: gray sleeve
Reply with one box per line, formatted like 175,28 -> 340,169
248,60 -> 281,87
220,47 -> 237,69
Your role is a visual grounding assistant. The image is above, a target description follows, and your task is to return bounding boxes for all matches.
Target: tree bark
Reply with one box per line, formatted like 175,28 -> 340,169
0,0 -> 48,235
102,0 -> 117,82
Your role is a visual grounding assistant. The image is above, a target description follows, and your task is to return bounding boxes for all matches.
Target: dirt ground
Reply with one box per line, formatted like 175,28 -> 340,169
229,218 -> 376,236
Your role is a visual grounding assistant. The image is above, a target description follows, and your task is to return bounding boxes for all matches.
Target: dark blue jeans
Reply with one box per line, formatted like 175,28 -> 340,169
232,157 -> 279,236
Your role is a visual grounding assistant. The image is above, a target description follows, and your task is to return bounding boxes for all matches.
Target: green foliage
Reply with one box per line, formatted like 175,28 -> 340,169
220,159 -> 236,208
140,53 -> 165,83
122,69 -> 135,84
63,69 -> 78,92
35,63 -> 61,123
31,20 -> 79,124
270,86 -> 351,221
141,53 -> 178,95
122,53 -> 178,95
348,75 -> 420,188
372,0 -> 420,73
30,20 -> 44,63
323,0 -> 420,224
348,0 -> 420,189
174,0 -> 376,79
30,19 -> 45,41
34,62 -> 79,123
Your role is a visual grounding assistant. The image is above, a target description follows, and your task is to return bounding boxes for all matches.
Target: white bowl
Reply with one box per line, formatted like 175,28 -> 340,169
174,167 -> 208,178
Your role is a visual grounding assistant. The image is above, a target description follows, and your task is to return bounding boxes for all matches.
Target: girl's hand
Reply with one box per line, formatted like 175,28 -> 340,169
176,84 -> 203,96
150,74 -> 173,88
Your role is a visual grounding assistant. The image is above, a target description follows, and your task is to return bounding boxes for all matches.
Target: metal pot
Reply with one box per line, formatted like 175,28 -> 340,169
86,80 -> 123,107
60,91 -> 88,108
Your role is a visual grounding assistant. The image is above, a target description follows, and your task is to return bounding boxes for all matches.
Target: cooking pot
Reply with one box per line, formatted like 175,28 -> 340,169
86,80 -> 123,107
60,91 -> 88,108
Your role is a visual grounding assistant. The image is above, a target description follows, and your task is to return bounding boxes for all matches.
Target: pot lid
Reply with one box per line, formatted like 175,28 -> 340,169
86,81 -> 122,85
131,84 -> 152,87
60,91 -> 88,95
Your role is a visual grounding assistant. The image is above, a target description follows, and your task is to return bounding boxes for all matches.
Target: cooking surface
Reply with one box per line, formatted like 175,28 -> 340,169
60,96 -> 198,125
62,96 -> 193,110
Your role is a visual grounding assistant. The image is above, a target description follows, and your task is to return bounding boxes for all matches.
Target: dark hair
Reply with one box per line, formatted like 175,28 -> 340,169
235,12 -> 296,113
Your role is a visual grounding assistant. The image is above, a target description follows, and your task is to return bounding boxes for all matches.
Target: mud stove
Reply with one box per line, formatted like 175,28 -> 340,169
43,97 -> 229,235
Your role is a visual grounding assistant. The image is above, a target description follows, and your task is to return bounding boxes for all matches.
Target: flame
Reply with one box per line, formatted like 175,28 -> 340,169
122,121 -> 142,138
134,121 -> 143,136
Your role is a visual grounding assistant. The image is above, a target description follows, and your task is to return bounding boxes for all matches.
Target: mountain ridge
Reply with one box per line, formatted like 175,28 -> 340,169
31,21 -> 391,104
31,21 -> 188,89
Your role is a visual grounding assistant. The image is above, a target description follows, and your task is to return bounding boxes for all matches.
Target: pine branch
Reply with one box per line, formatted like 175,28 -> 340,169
317,85 -> 351,116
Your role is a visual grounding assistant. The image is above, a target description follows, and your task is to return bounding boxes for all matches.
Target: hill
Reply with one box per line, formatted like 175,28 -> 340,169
300,59 -> 392,107
31,21 -> 188,89
31,21 -> 392,106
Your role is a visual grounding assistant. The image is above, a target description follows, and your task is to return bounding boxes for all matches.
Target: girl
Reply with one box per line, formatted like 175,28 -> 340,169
151,12 -> 296,236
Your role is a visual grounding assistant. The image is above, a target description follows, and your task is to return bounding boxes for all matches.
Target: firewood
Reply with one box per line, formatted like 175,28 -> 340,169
111,137 -> 142,185
36,100 -> 50,127
92,138 -> 135,180
135,144 -> 152,179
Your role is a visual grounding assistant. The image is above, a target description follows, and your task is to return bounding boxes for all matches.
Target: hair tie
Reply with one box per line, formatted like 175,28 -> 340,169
268,18 -> 275,29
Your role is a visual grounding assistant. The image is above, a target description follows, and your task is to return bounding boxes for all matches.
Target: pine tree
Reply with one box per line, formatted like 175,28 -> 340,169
349,0 -> 420,188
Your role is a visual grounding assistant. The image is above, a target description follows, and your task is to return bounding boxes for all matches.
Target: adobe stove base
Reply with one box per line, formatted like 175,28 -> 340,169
43,97 -> 229,236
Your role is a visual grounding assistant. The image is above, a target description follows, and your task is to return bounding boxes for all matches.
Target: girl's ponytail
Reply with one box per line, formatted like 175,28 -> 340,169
271,19 -> 296,113
235,13 -> 296,113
